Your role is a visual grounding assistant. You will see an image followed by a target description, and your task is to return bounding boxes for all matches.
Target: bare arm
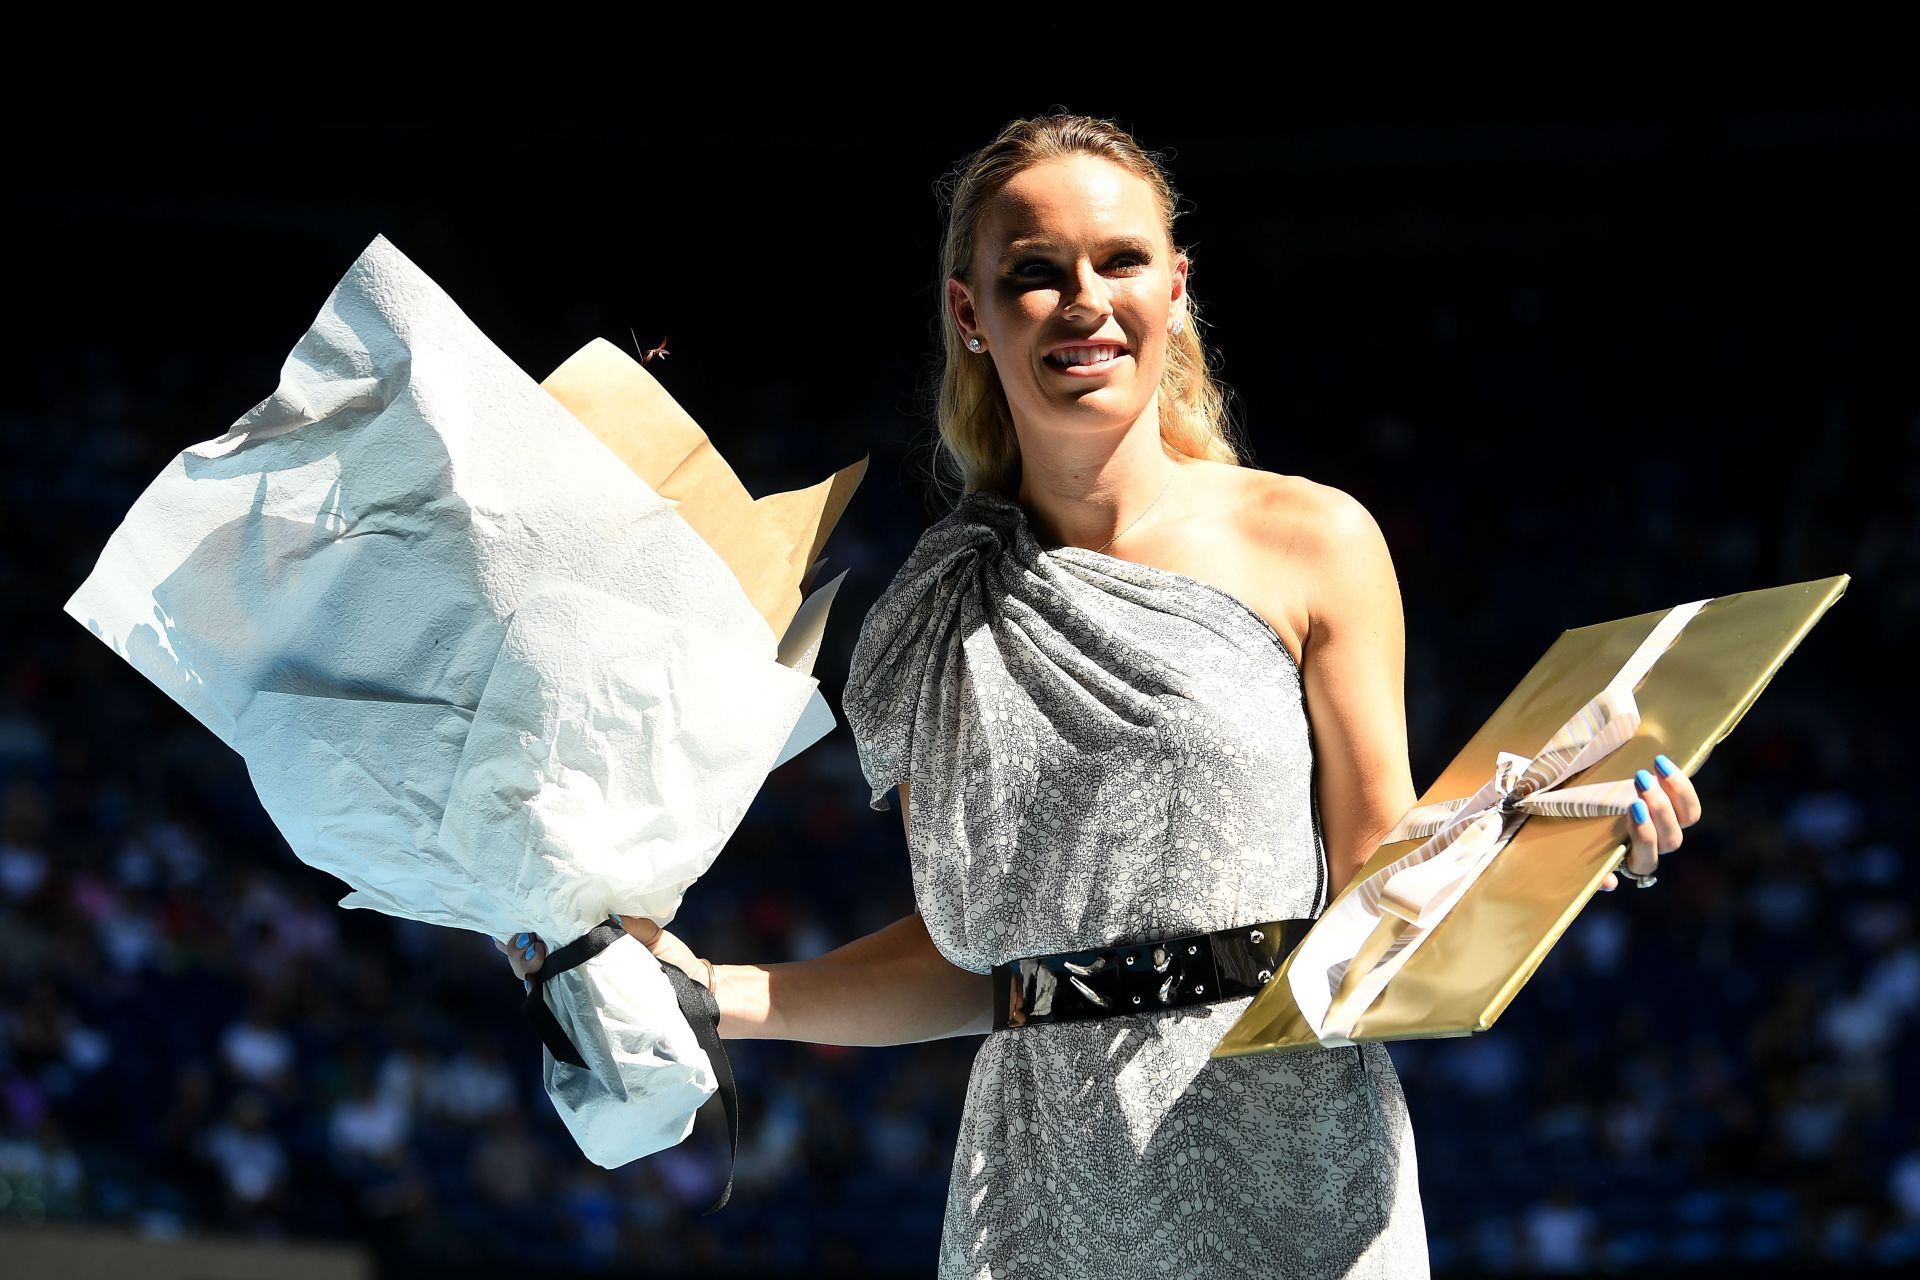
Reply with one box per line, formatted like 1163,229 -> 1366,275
710,780 -> 996,1045
1296,488 -> 1420,903
512,783 -> 993,1046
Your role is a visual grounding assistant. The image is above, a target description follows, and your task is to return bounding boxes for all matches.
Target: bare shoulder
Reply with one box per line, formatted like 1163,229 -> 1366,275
1290,483 -> 1401,643
1220,467 -> 1397,651
1142,460 -> 1396,668
1217,465 -> 1380,572
1230,466 -> 1338,535
1150,461 -> 1327,665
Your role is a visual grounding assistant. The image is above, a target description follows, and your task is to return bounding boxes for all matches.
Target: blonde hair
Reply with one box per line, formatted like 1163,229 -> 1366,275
928,111 -> 1244,500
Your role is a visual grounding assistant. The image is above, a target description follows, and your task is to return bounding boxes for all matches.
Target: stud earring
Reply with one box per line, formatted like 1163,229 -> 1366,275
1169,314 -> 1186,337
967,337 -> 984,352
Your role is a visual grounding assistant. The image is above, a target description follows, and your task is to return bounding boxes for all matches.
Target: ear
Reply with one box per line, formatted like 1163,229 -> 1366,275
946,275 -> 981,347
1170,251 -> 1190,314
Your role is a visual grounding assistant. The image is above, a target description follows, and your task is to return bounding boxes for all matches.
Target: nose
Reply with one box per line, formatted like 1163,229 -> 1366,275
1062,257 -> 1111,322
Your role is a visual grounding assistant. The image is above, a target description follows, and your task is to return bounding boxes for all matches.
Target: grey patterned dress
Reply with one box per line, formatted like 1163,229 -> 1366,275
841,487 -> 1428,1279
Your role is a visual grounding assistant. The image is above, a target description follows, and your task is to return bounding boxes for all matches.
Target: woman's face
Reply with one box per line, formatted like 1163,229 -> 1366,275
949,154 -> 1188,440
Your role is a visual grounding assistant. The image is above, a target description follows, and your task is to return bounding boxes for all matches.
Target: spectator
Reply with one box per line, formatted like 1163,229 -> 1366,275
197,1091 -> 288,1221
1520,1186 -> 1597,1273
423,1038 -> 516,1126
329,1062 -> 409,1168
218,994 -> 296,1095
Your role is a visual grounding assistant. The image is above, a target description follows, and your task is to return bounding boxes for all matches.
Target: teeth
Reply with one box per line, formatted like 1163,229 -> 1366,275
1049,345 -> 1124,367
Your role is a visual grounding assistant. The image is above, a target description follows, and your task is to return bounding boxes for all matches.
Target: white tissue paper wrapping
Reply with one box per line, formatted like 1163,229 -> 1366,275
65,234 -> 830,1167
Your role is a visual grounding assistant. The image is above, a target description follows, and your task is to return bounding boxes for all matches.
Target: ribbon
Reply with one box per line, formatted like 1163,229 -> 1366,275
1288,598 -> 1709,1045
524,919 -> 740,1214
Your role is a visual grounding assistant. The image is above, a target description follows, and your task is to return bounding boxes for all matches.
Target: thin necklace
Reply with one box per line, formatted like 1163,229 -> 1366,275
1091,467 -> 1178,554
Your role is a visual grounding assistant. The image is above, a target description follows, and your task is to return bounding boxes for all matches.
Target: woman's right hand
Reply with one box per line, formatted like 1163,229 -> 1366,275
497,921 -> 712,992
618,915 -> 714,993
496,931 -> 548,981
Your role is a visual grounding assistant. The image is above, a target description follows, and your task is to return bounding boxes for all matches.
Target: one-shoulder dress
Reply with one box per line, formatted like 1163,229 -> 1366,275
840,488 -> 1428,1279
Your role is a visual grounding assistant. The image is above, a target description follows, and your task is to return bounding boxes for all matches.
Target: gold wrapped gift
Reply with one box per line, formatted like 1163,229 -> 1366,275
1212,573 -> 1850,1060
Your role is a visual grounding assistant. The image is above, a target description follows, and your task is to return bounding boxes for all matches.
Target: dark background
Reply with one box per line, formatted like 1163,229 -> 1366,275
3,64 -> 1916,1278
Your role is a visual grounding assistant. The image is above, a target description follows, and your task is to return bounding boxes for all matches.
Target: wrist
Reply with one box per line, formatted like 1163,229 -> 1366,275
711,963 -> 773,1040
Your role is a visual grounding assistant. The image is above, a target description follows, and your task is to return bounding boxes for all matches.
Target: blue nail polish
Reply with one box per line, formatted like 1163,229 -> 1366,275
1635,769 -> 1655,792
1631,799 -> 1649,825
1654,754 -> 1675,777
523,945 -> 537,960
516,933 -> 529,948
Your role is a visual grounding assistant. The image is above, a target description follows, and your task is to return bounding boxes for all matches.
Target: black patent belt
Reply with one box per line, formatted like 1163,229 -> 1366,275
991,917 -> 1316,1032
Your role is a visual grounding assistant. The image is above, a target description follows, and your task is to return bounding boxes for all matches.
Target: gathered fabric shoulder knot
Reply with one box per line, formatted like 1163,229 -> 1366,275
839,493 -> 1027,812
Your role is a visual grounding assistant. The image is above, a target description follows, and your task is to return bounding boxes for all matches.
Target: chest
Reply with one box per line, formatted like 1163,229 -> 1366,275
1111,520 -> 1310,672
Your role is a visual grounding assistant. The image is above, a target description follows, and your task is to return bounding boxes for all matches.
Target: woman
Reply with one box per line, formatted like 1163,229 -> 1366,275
502,112 -> 1702,1277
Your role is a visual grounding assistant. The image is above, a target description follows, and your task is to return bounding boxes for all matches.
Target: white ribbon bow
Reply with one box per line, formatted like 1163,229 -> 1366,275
1287,598 -> 1709,1045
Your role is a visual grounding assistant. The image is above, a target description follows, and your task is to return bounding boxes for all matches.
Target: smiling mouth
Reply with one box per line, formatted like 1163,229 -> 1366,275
1044,344 -> 1128,374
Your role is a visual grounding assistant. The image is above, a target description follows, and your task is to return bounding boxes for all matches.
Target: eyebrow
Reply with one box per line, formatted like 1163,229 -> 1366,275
997,234 -> 1159,268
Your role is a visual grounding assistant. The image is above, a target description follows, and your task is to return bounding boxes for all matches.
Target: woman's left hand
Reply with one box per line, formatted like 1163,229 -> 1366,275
1601,753 -> 1702,891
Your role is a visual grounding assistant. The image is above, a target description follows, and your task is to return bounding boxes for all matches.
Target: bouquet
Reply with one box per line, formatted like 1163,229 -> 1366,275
65,235 -> 863,1203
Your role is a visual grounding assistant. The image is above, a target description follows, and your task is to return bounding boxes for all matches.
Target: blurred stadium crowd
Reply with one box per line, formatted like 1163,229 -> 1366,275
1,334 -> 1913,1276
4,98 -> 1917,1277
